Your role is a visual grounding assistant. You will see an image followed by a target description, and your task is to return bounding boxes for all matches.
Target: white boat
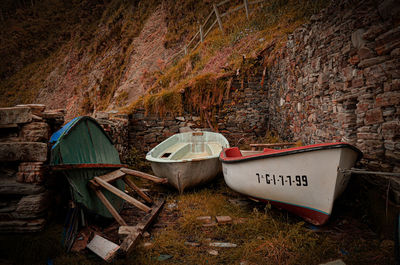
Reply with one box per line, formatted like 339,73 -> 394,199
146,131 -> 229,193
220,143 -> 362,225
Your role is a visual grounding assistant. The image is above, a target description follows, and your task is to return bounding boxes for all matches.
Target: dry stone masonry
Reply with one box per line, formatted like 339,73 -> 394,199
128,73 -> 269,153
263,0 -> 400,200
0,105 -> 64,232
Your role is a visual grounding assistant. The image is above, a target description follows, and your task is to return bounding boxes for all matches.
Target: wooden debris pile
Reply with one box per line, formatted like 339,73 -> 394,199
0,104 -> 64,233
67,168 -> 167,262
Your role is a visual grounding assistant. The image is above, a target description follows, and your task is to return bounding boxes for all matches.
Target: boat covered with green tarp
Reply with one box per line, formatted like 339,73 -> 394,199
50,116 -> 124,218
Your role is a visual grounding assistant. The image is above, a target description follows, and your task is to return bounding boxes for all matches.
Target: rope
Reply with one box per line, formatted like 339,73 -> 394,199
339,168 -> 400,177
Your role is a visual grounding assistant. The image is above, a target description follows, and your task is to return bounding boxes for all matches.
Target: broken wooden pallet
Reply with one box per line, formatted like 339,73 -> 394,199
89,167 -> 166,226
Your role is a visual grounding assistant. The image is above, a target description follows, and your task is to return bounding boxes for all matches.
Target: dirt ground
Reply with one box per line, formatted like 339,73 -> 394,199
0,175 -> 397,265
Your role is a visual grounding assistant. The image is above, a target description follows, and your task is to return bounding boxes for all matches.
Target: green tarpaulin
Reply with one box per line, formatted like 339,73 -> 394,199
50,116 -> 125,218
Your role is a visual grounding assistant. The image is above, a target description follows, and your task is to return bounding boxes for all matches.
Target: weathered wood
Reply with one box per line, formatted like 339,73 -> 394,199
244,0 -> 249,19
187,30 -> 200,49
92,187 -> 127,226
118,226 -> 139,236
124,176 -> 152,204
98,169 -> 126,183
94,177 -> 151,213
201,9 -> 215,29
200,25 -> 204,42
250,142 -> 297,151
213,3 -> 224,34
204,19 -> 218,39
120,168 -> 168,184
51,163 -> 125,170
87,234 -> 120,262
217,0 -> 230,7
250,0 -> 266,5
120,199 -> 165,254
221,4 -> 244,17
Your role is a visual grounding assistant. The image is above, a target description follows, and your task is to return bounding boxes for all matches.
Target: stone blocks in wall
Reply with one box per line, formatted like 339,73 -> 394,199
262,0 -> 400,206
0,107 -> 32,125
0,104 -> 65,233
0,142 -> 47,162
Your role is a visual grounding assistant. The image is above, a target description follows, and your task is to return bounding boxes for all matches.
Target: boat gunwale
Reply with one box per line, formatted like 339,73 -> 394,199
220,142 -> 362,164
146,132 -> 229,163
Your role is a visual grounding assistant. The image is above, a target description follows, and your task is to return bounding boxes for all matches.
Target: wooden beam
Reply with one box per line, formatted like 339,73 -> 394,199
213,3 -> 224,34
217,0 -> 230,7
120,168 -> 168,184
92,188 -> 127,226
204,19 -> 218,39
87,234 -> 120,262
200,24 -> 204,42
221,4 -> 244,18
250,142 -> 297,151
120,199 -> 165,254
118,226 -> 139,236
124,176 -> 152,204
97,169 -> 126,183
244,0 -> 249,19
94,177 -> 151,213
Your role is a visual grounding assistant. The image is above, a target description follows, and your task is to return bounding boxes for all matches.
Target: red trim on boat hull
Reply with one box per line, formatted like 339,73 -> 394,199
251,197 -> 331,226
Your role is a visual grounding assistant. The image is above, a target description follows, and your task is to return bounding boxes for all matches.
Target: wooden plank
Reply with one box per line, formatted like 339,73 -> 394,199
94,177 -> 151,213
221,4 -> 244,17
217,0 -> 231,7
120,199 -> 165,254
124,176 -> 153,204
51,163 -> 125,171
249,0 -> 266,4
213,3 -> 224,34
200,25 -> 204,42
92,187 -> 127,226
120,168 -> 168,184
118,226 -> 139,236
87,234 -> 120,262
244,0 -> 249,19
249,142 -> 296,148
204,19 -> 218,39
187,30 -> 200,49
98,169 -> 126,183
202,9 -> 215,29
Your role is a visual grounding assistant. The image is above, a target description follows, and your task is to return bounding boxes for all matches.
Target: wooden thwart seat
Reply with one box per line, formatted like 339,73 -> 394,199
250,142 -> 296,151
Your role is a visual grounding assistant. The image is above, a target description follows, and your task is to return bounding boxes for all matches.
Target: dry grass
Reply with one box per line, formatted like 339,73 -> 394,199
0,176 -> 395,265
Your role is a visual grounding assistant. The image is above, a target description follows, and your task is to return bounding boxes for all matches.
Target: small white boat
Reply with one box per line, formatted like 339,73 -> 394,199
220,143 -> 362,225
146,131 -> 229,193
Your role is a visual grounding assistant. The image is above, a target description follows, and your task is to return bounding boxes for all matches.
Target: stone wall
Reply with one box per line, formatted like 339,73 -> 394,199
94,112 -> 130,163
262,0 -> 400,200
128,73 -> 269,153
0,105 -> 64,232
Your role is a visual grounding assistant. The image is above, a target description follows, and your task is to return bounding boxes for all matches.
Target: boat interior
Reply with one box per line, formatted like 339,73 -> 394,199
158,141 -> 224,160
148,132 -> 227,161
